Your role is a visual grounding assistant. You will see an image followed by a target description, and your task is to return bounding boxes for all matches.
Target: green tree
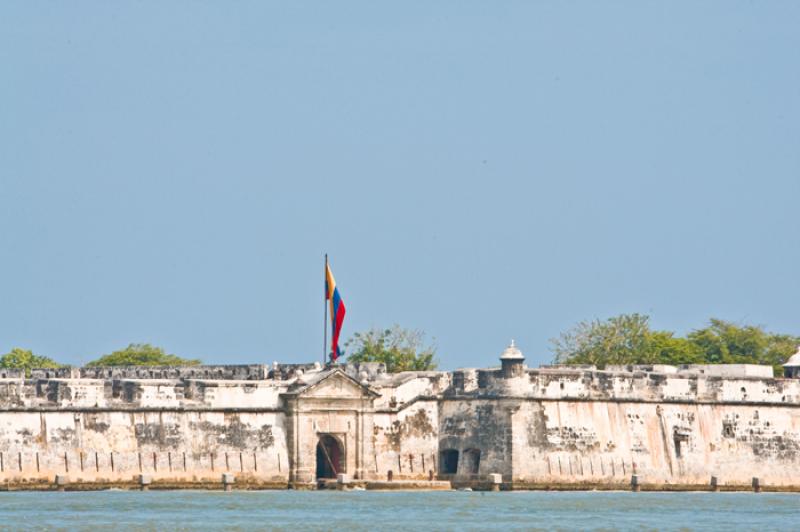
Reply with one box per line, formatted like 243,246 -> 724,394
86,343 -> 200,367
552,313 -> 654,367
687,319 -> 799,376
646,331 -> 704,366
344,326 -> 437,372
687,319 -> 767,364
0,348 -> 63,376
552,314 -> 706,368
552,314 -> 799,376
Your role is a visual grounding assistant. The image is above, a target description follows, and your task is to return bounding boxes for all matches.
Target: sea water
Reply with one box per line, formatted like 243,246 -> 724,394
0,490 -> 796,530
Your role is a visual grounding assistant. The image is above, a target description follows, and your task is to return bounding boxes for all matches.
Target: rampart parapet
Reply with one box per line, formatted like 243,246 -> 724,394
1,346 -> 800,491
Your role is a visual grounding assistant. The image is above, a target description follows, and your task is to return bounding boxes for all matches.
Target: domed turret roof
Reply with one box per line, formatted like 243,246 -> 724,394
500,340 -> 524,360
783,346 -> 800,367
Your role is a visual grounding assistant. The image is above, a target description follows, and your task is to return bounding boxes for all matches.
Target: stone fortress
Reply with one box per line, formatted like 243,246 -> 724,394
2,343 -> 800,491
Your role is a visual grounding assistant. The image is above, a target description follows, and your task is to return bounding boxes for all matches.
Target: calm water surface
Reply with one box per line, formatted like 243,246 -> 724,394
0,491 -> 796,530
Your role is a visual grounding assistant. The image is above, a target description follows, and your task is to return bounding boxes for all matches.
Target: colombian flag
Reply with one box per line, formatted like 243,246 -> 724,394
325,262 -> 346,362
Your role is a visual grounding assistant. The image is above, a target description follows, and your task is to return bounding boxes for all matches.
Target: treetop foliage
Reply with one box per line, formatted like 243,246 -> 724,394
344,325 -> 437,373
0,348 -> 63,376
86,343 -> 201,367
552,314 -> 799,376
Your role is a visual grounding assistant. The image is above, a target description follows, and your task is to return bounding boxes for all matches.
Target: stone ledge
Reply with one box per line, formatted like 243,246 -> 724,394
0,480 -> 290,491
508,481 -> 800,492
4,479 -> 800,492
365,480 -> 451,490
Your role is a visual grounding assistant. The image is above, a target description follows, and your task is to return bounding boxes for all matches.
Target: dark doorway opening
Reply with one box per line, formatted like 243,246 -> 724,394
316,434 -> 344,479
463,449 -> 481,475
440,449 -> 459,474
673,430 -> 689,459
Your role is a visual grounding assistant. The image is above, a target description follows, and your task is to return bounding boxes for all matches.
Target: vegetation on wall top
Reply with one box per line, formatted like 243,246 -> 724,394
551,314 -> 799,376
86,343 -> 201,367
344,325 -> 438,373
0,348 -> 63,376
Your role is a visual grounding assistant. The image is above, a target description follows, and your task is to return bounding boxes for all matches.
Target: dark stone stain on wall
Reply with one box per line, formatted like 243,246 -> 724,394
15,428 -> 35,446
476,404 -> 515,466
83,414 -> 110,433
386,422 -> 401,451
0,383 -> 24,407
134,421 -> 183,449
593,373 -> 616,397
442,416 -> 467,437
50,427 -> 77,446
404,409 -> 435,438
189,416 -> 275,451
751,434 -> 800,460
717,411 -> 800,461
385,408 -> 436,451
526,408 -> 550,449
545,425 -> 601,452
258,424 -> 275,449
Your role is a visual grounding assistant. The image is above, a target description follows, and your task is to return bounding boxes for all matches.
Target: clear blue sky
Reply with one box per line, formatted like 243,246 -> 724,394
1,2 -> 798,369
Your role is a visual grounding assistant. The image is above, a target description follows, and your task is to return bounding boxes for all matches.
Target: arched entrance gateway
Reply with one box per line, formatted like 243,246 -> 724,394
316,434 -> 344,480
283,369 -> 379,488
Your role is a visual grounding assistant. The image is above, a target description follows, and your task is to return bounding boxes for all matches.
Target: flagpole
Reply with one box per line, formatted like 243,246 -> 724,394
323,253 -> 328,365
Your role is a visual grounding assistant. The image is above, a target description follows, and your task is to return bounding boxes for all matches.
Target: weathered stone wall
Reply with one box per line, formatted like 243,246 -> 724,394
509,400 -> 800,487
372,402 -> 439,480
438,399 -> 515,479
0,376 -> 290,487
0,410 -> 288,486
30,365 -> 272,381
2,360 -> 800,490
427,366 -> 800,488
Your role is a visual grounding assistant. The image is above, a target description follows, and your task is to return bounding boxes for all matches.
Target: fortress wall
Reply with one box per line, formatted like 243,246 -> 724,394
184,380 -> 286,408
371,401 -> 439,480
366,374 -> 449,480
492,370 -> 800,404
0,378 -> 289,410
3,362 -> 800,490
511,400 -> 800,487
438,399 -> 515,479
372,373 -> 451,409
0,404 -> 289,486
70,365 -> 271,381
434,367 -> 800,487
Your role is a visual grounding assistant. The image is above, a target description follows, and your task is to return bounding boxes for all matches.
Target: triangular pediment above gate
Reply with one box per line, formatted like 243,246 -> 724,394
285,368 -> 379,399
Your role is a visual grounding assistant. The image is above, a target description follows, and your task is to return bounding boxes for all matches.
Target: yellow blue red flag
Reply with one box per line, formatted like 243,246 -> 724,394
325,262 -> 346,362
